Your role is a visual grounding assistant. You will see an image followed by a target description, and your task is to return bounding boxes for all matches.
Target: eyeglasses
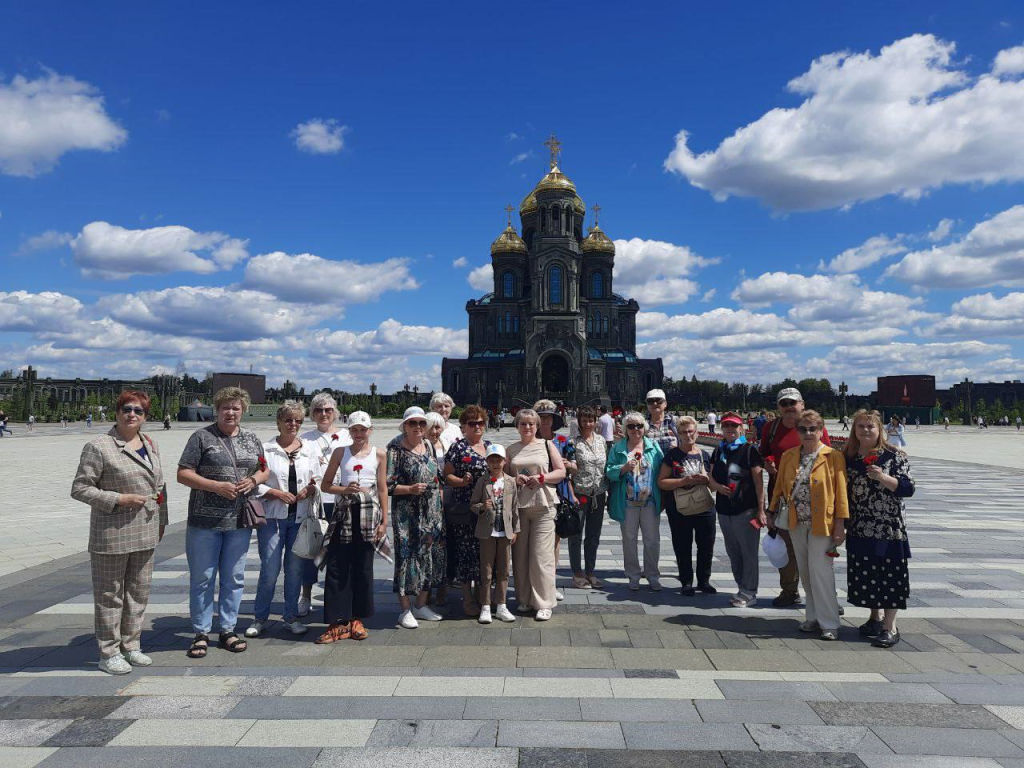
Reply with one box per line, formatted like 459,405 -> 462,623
779,400 -> 798,407
120,406 -> 145,416
466,420 -> 486,427
281,418 -> 303,424
796,425 -> 820,434
406,421 -> 427,428
646,399 -> 665,405
313,408 -> 335,414
626,424 -> 645,431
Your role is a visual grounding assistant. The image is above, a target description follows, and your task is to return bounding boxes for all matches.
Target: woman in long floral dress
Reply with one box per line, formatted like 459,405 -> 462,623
844,409 -> 915,649
387,407 -> 446,629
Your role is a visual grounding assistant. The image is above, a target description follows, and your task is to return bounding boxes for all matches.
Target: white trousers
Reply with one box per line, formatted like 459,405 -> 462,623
620,501 -> 661,583
789,523 -> 841,630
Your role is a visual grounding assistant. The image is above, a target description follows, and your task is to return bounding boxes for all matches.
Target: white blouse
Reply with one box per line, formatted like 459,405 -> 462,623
257,439 -> 323,520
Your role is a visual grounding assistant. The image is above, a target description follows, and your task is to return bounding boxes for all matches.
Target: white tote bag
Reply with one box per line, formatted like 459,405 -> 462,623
293,489 -> 329,560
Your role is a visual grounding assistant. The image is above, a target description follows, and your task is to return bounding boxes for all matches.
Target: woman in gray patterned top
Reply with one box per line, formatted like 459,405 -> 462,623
177,387 -> 269,658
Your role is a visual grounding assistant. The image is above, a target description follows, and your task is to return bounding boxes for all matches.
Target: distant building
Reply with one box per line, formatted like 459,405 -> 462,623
871,375 -> 938,425
0,366 -> 152,419
941,379 -> 1024,410
210,372 -> 266,404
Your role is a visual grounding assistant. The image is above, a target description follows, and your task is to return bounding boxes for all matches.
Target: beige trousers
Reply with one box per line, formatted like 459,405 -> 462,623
789,523 -> 841,630
90,549 -> 155,659
479,536 -> 512,606
512,505 -> 557,610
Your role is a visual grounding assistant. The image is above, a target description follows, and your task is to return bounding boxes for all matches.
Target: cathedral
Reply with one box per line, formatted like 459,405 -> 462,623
441,137 -> 663,410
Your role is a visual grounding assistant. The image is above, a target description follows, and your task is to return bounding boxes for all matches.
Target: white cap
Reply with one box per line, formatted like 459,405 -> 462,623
646,389 -> 667,401
401,406 -> 427,424
348,410 -> 372,428
485,444 -> 506,459
776,387 -> 803,403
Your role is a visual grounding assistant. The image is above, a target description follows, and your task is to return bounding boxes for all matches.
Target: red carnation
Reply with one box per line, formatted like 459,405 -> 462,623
579,495 -> 588,505
353,464 -> 363,472
462,456 -> 473,463
257,456 -> 267,471
863,454 -> 879,466
331,433 -> 339,441
491,476 -> 499,484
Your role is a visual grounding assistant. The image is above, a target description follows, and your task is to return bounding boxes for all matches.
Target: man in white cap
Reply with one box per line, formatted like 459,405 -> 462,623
645,389 -> 678,455
761,387 -> 832,608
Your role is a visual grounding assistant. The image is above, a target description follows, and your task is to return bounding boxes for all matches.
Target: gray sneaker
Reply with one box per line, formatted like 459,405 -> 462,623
122,650 -> 153,667
99,655 -> 133,675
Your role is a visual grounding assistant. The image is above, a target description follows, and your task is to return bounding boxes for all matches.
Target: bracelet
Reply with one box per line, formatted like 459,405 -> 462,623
538,473 -> 545,485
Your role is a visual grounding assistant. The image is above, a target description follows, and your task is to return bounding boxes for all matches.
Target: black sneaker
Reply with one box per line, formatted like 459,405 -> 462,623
871,628 -> 900,648
858,619 -> 883,637
697,584 -> 717,594
680,585 -> 696,597
772,592 -> 801,607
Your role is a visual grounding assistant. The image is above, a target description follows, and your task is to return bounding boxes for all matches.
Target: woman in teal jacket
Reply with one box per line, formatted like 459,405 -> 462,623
606,412 -> 664,591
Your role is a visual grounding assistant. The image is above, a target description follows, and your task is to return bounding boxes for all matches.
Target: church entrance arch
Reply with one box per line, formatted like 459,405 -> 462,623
541,353 -> 570,393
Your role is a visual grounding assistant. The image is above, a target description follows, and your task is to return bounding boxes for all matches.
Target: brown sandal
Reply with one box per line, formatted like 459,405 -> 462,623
218,631 -> 247,653
187,633 -> 209,659
315,623 -> 351,644
349,620 -> 368,641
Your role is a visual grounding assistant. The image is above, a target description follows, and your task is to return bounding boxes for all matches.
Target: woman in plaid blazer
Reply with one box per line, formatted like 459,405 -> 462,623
71,390 -> 168,675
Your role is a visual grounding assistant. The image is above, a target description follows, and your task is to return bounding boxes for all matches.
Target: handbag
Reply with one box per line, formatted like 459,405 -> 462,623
294,487 -> 328,560
546,440 -> 583,538
673,484 -> 714,516
772,497 -> 791,531
216,434 -> 266,528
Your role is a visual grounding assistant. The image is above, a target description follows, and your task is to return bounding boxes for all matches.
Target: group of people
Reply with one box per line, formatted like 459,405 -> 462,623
72,383 -> 916,674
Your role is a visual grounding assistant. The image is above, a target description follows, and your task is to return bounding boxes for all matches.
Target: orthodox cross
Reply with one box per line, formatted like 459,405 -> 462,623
543,134 -> 563,169
591,203 -> 601,227
505,204 -> 514,226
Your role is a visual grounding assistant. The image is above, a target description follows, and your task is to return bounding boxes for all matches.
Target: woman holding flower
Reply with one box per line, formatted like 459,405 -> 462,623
534,399 -> 574,601
71,390 -> 169,675
568,406 -> 607,589
606,412 -> 664,592
844,409 -> 915,648
443,404 -> 492,615
316,410 -> 387,642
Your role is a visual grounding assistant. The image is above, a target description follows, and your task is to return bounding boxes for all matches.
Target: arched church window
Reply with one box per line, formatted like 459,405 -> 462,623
587,316 -> 593,334
603,317 -> 609,336
592,271 -> 604,298
505,311 -> 511,335
513,315 -> 519,333
595,311 -> 602,335
498,315 -> 504,334
503,271 -> 515,298
549,266 -> 563,305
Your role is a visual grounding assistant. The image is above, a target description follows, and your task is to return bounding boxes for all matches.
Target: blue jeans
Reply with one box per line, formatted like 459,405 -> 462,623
186,525 -> 252,634
254,518 -> 304,623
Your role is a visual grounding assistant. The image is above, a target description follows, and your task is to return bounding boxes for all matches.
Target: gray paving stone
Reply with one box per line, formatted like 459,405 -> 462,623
37,746 -> 322,768
521,668 -> 623,678
517,647 -> 614,669
419,667 -> 519,677
366,719 -> 497,747
40,719 -> 133,747
746,724 -> 891,753
811,701 -> 1008,729
518,747 -> 589,768
935,684 -> 1024,705
620,722 -> 756,751
0,695 -> 126,719
231,676 -> 295,696
497,720 -> 625,749
314,747 -> 519,768
228,695 -> 467,720
581,698 -> 700,723
717,680 -> 838,702
872,726 -> 1024,758
11,677 -> 131,696
587,748 -> 726,767
623,669 -> 678,678
823,682 -> 952,704
465,696 -> 581,721
0,719 -> 72,746
696,699 -> 825,725
722,753 -> 868,767
104,695 -> 241,720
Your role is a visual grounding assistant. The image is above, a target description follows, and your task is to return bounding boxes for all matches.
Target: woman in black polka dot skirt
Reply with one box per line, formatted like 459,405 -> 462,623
844,409 -> 915,648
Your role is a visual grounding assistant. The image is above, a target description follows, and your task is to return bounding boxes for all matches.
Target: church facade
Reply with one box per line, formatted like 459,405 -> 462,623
442,137 -> 663,410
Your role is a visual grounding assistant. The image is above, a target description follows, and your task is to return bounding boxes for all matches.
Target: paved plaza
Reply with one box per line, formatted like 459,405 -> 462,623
1,422 -> 1024,766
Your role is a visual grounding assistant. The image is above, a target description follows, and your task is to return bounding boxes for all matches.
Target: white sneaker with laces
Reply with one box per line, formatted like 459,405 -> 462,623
297,596 -> 311,617
122,650 -> 152,667
412,605 -> 443,622
284,620 -> 308,635
399,610 -> 419,629
244,621 -> 264,638
478,605 -> 492,624
555,589 -> 564,601
99,655 -> 132,675
535,608 -> 552,621
495,604 -> 515,622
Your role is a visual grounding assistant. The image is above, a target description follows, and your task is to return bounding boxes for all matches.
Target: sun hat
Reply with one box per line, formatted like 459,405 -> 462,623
533,402 -> 564,432
776,387 -> 802,403
721,412 -> 744,426
401,406 -> 427,425
762,529 -> 789,569
347,411 -> 372,428
645,389 -> 667,402
485,444 -> 506,459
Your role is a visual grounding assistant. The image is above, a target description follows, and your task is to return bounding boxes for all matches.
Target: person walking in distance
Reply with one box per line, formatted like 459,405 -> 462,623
706,410 -> 717,434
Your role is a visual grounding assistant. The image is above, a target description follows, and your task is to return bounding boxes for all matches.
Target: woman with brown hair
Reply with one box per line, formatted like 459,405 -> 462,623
769,410 -> 848,641
844,409 -> 915,648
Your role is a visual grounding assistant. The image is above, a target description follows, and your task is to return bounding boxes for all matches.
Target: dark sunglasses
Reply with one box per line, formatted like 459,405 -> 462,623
120,406 -> 145,416
796,425 -> 820,434
626,424 -> 645,430
466,420 -> 486,427
646,398 -> 665,405
779,399 -> 798,407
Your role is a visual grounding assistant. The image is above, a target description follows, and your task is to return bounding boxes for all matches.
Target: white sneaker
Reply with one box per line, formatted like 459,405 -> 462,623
99,655 -> 132,675
284,620 -> 308,635
516,603 -> 533,613
412,605 -> 443,622
399,610 -> 419,629
555,589 -> 564,601
297,596 -> 311,617
478,605 -> 492,624
495,604 -> 516,622
244,621 -> 264,638
535,608 -> 552,621
122,650 -> 152,667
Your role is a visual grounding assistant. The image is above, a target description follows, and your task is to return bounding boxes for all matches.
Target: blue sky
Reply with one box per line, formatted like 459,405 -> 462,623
1,1 -> 1023,394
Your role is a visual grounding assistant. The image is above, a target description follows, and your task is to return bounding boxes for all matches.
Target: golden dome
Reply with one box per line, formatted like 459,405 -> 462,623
534,164 -> 577,193
519,173 -> 586,216
491,224 -> 528,255
581,225 -> 615,254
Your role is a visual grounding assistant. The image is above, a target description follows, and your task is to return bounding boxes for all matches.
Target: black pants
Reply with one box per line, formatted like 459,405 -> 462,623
666,508 -> 716,587
323,504 -> 375,624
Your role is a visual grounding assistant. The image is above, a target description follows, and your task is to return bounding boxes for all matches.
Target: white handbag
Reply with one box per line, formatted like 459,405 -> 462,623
293,489 -> 329,560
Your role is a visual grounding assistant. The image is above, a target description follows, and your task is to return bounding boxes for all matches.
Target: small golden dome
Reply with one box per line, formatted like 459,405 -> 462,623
491,224 -> 528,255
534,164 -> 577,193
520,190 -> 538,215
581,225 -> 615,254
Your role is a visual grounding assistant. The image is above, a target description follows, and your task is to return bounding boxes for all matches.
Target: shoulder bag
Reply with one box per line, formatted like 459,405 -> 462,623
548,439 -> 583,538
294,486 -> 329,560
216,434 -> 266,528
672,451 -> 714,516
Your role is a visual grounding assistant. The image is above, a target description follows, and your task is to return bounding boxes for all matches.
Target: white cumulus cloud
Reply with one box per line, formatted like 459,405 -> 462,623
452,257 -> 468,268
665,35 -> 1024,211
291,119 -> 348,154
994,45 -> 1024,76
243,251 -> 418,304
0,291 -> 84,333
819,234 -> 906,273
15,230 -> 73,257
468,263 -> 493,292
71,222 -> 250,279
613,238 -> 715,306
927,218 -> 954,242
0,70 -> 127,177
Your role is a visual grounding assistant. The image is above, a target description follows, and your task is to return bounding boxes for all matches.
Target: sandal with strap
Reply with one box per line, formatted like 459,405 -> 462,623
218,631 -> 247,653
187,633 -> 209,659
315,623 -> 351,644
349,620 -> 368,641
